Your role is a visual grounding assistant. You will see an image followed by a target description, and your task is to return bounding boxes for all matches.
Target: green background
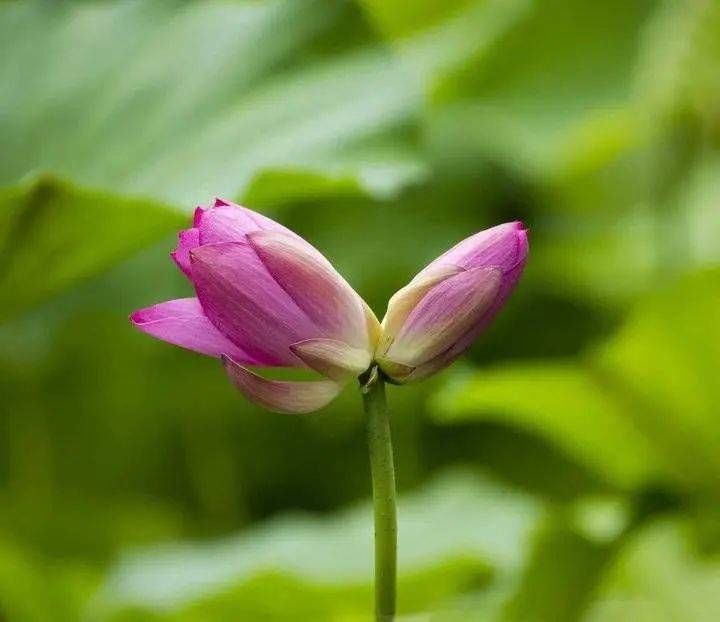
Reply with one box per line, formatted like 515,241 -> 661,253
1,0 -> 719,620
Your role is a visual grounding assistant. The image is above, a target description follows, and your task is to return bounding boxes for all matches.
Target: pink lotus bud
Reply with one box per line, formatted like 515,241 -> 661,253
376,222 -> 528,383
131,199 -> 380,414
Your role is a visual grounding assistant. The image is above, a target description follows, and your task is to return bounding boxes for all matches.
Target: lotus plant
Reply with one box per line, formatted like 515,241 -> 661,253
131,199 -> 528,621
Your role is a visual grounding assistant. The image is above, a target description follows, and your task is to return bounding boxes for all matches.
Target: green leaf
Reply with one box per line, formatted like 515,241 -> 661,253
501,515 -> 620,622
431,363 -> 667,490
97,562 -> 488,622
0,537 -> 96,622
94,469 -> 541,617
241,130 -> 427,207
0,0 -> 423,206
390,497 -> 633,622
635,0 -> 720,127
359,0 -> 530,82
585,518 -> 720,622
427,0 -> 656,177
431,269 -> 720,492
597,269 -> 720,492
0,176 -> 182,322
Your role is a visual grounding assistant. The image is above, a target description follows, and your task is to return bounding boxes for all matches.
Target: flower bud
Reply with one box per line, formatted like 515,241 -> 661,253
132,199 -> 380,414
376,222 -> 528,383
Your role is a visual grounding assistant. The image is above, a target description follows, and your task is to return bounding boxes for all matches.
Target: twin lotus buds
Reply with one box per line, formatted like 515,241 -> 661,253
131,199 -> 528,414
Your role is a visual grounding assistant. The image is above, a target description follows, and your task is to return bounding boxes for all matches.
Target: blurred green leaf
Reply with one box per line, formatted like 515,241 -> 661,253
393,497 -> 634,622
359,0 -> 530,84
431,363 -> 666,490
585,517 -> 720,622
0,175 -> 182,322
0,0 -> 423,206
501,514 -> 620,622
427,0 -> 656,177
241,129 -> 427,207
681,153 -> 720,268
432,269 -> 720,491
597,269 -> 720,491
94,469 -> 541,617
97,561 -> 488,622
0,537 -> 97,622
635,0 -> 720,132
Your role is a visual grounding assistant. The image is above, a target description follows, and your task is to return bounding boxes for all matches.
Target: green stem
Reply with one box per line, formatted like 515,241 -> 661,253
361,366 -> 397,622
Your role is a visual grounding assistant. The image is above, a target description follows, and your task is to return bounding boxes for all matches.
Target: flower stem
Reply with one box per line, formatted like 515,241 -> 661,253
361,366 -> 397,622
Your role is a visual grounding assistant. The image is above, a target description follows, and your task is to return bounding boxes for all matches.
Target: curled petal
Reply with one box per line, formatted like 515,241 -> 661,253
223,356 -> 342,414
130,298 -> 254,362
379,264 -> 464,355
385,267 -> 502,368
290,338 -> 372,381
248,231 -> 369,349
190,242 -> 317,366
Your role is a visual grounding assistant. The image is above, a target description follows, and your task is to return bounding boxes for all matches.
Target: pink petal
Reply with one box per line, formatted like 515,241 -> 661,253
290,338 -> 372,381
400,257 -> 528,383
385,267 -> 502,367
197,200 -> 299,246
130,298 -> 255,362
198,205 -> 265,245
248,231 -> 370,349
190,242 -> 318,366
173,201 -> 294,278
378,263 -> 464,355
223,356 -> 342,414
410,255 -> 528,381
378,222 -> 529,383
419,221 -> 527,275
362,299 -> 383,349
170,228 -> 200,277
193,204 -> 208,227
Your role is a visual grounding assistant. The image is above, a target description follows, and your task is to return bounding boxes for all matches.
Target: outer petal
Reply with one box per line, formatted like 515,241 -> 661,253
363,300 -> 383,350
378,264 -> 464,355
130,298 -> 254,362
190,242 -> 317,366
173,200 -> 295,279
171,228 -> 200,277
197,204 -> 265,245
193,204 -> 207,227
223,356 -> 342,414
418,221 -> 526,274
197,199 -> 302,246
384,267 -> 502,367
248,230 -> 369,349
290,338 -> 372,381
214,198 -> 304,233
379,223 -> 529,383
408,254 -> 527,382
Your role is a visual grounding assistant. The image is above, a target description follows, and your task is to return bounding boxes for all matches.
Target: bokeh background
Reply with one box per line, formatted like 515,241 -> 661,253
1,0 -> 719,620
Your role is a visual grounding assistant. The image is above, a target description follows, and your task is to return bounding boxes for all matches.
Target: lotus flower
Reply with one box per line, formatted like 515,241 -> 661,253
131,200 -> 527,412
375,222 -> 528,383
131,199 -> 380,414
130,201 -> 528,621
